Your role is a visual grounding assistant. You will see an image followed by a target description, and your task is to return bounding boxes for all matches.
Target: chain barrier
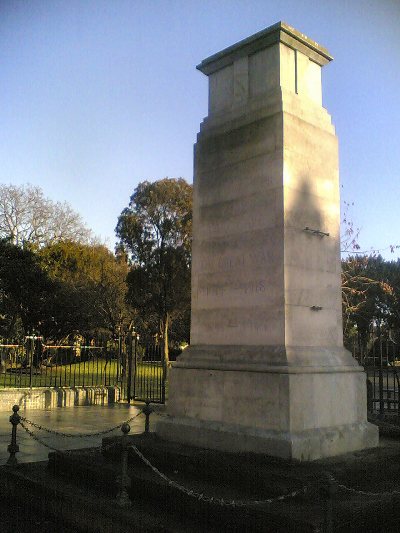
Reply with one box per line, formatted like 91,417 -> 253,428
20,421 -> 64,452
19,420 -> 121,454
326,472 -> 400,498
15,423 -> 400,504
11,405 -> 400,511
19,411 -> 142,438
129,443 -> 306,507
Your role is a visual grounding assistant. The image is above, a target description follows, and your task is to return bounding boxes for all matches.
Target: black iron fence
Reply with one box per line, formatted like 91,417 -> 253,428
129,342 -> 166,405
0,334 -> 166,404
352,337 -> 400,417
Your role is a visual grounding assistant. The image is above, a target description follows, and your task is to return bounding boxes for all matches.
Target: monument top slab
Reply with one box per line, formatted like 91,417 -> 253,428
197,21 -> 333,75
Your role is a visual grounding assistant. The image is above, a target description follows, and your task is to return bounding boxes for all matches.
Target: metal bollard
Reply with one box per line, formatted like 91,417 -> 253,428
116,422 -> 131,507
142,399 -> 153,434
7,405 -> 21,466
321,472 -> 337,533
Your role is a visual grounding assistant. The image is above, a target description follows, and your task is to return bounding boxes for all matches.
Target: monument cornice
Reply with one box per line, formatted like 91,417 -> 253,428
198,95 -> 335,139
197,21 -> 333,75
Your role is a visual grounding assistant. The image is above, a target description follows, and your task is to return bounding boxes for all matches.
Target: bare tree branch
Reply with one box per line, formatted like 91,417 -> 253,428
0,184 -> 92,247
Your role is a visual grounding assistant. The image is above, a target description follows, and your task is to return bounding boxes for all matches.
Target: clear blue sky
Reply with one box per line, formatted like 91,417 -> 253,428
1,0 -> 399,257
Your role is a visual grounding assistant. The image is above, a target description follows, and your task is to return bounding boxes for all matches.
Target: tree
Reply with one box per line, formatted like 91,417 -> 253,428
38,241 -> 130,339
0,239 -> 56,338
0,184 -> 91,248
116,178 -> 192,364
342,255 -> 397,350
340,201 -> 398,349
0,238 -> 130,341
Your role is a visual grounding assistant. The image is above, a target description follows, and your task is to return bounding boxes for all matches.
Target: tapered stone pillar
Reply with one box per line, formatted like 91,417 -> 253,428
157,22 -> 378,460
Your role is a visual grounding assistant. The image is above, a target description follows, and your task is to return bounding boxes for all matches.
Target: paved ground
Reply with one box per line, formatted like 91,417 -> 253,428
0,402 -> 160,465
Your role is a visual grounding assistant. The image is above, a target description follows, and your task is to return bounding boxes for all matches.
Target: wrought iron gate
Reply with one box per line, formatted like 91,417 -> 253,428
126,336 -> 166,404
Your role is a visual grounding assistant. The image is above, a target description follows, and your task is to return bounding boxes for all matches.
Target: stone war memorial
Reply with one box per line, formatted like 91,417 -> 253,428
157,22 -> 379,460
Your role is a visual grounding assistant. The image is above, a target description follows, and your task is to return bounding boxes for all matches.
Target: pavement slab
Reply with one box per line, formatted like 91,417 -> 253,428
0,402 -> 158,465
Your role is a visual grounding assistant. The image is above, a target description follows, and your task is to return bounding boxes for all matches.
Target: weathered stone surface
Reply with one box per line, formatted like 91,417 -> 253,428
157,22 -> 378,459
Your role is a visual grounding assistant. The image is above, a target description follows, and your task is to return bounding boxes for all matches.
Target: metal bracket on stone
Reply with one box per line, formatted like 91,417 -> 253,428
304,227 -> 330,237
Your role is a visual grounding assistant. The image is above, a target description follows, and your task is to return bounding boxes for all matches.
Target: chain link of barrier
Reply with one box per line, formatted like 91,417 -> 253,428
19,411 -> 143,438
326,472 -> 400,498
19,420 -> 121,454
129,443 -> 306,507
19,421 -> 64,452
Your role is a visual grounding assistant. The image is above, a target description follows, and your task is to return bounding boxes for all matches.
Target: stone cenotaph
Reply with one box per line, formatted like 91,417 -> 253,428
157,22 -> 378,460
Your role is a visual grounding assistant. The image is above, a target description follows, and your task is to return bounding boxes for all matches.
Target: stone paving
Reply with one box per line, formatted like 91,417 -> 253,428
0,403 -> 159,465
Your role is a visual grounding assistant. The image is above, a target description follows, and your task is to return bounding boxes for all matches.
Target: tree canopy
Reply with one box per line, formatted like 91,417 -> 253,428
39,241 -> 130,338
342,255 -> 400,349
0,239 -> 56,337
116,178 -> 192,360
0,238 -> 130,341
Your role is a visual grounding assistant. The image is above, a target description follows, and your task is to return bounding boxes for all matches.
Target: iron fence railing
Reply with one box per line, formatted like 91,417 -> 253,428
351,337 -> 400,417
0,334 -> 166,403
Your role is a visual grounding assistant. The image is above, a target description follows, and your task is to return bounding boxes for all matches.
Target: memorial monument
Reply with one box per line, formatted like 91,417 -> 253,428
157,22 -> 379,460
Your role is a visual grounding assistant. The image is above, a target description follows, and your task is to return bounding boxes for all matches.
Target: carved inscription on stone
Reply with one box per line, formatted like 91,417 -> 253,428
197,279 -> 266,299
198,248 -> 269,274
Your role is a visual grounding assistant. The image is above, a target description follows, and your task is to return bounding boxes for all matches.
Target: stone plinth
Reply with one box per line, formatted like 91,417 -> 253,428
157,22 -> 378,460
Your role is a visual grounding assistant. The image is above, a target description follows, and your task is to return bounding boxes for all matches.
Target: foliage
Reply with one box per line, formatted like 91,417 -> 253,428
38,241 -> 130,338
0,238 -> 130,341
340,201 -> 400,349
0,239 -> 56,337
342,255 -> 400,348
116,178 -> 192,361
0,183 -> 91,248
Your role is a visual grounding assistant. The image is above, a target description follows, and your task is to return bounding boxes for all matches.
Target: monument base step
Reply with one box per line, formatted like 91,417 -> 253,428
157,417 -> 379,461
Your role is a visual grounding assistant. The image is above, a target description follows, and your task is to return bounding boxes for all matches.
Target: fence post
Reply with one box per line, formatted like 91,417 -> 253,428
116,422 -> 131,507
133,335 -> 138,400
161,344 -> 166,403
142,400 -> 153,433
366,378 -> 373,413
117,328 -> 122,384
6,405 -> 21,466
126,332 -> 133,404
26,332 -> 34,389
378,364 -> 384,416
33,334 -> 43,368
